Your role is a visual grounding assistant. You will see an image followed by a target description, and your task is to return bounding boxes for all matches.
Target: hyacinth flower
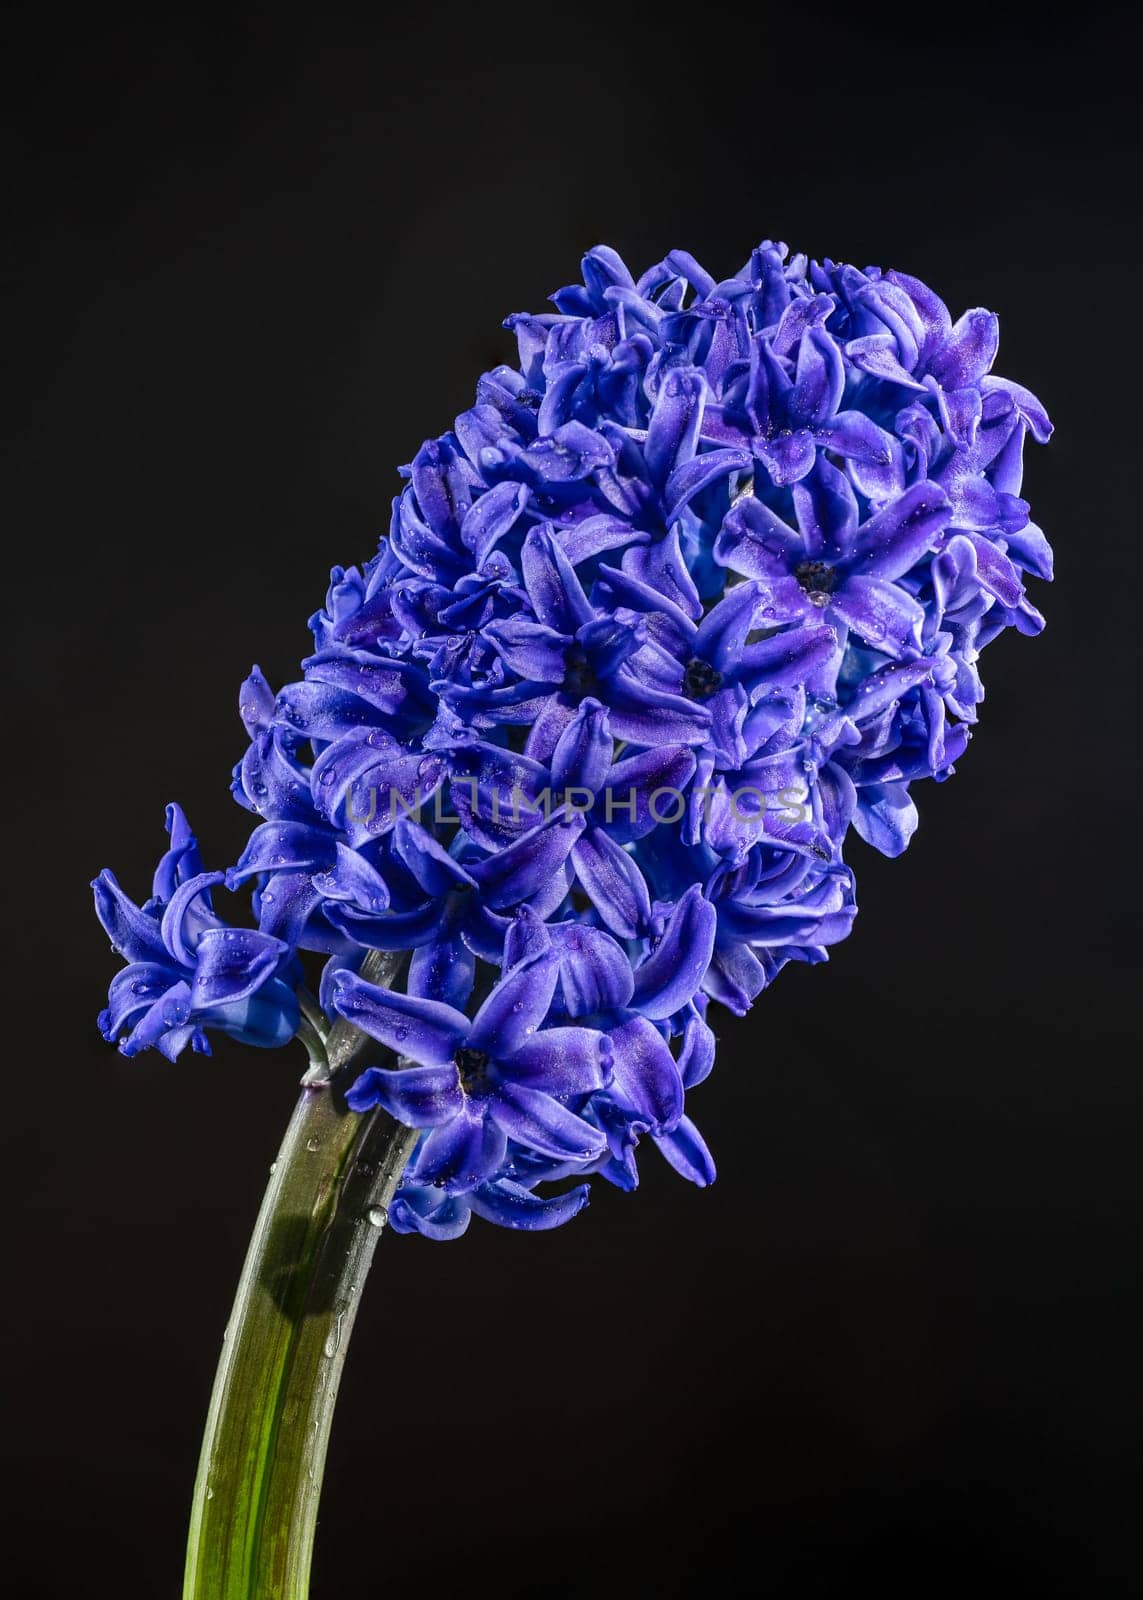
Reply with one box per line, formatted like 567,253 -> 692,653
336,946 -> 610,1160
92,240 -> 1053,1599
94,804 -> 301,1059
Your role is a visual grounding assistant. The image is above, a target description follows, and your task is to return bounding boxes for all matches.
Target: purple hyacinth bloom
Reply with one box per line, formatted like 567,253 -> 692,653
321,811 -> 586,1009
94,806 -> 300,1059
96,239 -> 1052,1237
332,948 -> 612,1191
389,1151 -> 592,1241
450,525 -> 714,749
716,470 -> 953,660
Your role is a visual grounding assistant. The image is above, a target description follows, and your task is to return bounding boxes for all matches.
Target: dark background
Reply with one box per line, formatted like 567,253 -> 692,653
5,7 -> 1142,1595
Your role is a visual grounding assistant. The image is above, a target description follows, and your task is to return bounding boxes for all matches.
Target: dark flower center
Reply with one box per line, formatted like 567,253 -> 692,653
683,657 -> 723,700
794,560 -> 838,607
562,644 -> 599,698
454,1046 -> 490,1090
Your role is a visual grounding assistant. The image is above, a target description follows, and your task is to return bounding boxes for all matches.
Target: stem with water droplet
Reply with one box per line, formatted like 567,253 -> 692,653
183,953 -> 416,1600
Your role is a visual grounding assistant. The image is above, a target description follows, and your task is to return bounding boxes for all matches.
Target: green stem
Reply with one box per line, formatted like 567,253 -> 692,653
183,956 -> 416,1600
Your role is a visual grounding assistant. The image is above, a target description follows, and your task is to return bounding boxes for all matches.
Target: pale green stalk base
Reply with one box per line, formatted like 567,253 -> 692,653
184,957 -> 415,1600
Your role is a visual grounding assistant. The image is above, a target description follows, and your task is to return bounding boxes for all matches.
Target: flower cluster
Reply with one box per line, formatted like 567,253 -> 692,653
94,804 -> 301,1060
95,241 -> 1052,1238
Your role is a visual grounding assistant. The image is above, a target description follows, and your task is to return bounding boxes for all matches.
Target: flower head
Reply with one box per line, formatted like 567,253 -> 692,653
96,240 -> 1052,1236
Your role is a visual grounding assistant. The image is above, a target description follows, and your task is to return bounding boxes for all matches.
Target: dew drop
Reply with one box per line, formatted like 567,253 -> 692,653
323,1309 -> 345,1359
367,1206 -> 387,1229
306,1137 -> 321,1153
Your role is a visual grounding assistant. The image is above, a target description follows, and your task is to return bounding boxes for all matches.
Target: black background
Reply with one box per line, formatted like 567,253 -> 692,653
6,7 -> 1142,1596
